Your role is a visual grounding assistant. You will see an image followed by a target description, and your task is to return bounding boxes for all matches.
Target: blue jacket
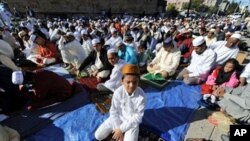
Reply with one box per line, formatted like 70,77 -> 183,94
118,45 -> 138,65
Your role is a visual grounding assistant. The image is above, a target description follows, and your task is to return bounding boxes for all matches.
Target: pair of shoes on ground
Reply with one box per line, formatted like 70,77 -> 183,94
198,99 -> 220,111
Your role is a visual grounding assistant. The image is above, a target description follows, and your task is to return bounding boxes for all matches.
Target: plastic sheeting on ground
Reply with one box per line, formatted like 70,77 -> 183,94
44,64 -> 74,81
25,80 -> 201,141
0,89 -> 90,139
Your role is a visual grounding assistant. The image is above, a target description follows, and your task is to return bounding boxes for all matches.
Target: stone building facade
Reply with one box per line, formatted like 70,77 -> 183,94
6,0 -> 160,16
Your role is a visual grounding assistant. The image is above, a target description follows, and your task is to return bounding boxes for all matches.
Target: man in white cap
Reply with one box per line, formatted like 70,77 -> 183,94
78,38 -> 113,81
58,32 -> 87,73
105,28 -> 122,48
147,37 -> 181,79
81,30 -> 93,56
177,36 -> 216,85
205,28 -> 217,46
96,48 -> 126,92
208,33 -> 240,65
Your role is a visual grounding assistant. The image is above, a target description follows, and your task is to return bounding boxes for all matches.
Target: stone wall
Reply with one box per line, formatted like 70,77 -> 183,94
6,0 -> 159,15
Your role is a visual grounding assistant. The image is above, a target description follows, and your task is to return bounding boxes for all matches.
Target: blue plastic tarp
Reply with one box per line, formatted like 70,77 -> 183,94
1,89 -> 91,138
27,81 -> 201,141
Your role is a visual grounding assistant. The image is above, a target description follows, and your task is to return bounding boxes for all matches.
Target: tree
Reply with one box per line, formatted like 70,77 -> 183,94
166,3 -> 179,17
226,0 -> 239,15
166,3 -> 176,12
196,4 -> 209,12
182,0 -> 208,12
182,2 -> 190,10
209,6 -> 218,14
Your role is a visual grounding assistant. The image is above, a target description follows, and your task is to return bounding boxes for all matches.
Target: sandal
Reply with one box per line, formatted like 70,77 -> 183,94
77,71 -> 88,78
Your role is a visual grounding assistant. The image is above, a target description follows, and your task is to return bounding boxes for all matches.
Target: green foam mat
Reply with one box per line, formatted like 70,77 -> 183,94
140,73 -> 168,89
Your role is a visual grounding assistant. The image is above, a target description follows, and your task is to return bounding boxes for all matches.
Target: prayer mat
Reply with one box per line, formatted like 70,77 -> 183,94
140,73 -> 169,89
95,98 -> 112,114
78,77 -> 98,91
91,92 -> 112,115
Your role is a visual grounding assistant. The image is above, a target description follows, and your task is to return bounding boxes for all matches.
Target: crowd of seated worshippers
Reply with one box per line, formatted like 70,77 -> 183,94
1,15 -> 250,128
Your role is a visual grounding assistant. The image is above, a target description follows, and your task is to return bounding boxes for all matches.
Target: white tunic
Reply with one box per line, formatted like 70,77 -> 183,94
187,48 -> 216,81
104,59 -> 126,92
58,38 -> 87,69
49,28 -> 61,42
151,47 -> 181,75
109,85 -> 146,132
82,39 -> 93,56
240,63 -> 250,83
73,31 -> 81,42
94,52 -> 103,69
209,41 -> 239,65
205,36 -> 217,47
0,39 -> 14,59
105,36 -> 122,48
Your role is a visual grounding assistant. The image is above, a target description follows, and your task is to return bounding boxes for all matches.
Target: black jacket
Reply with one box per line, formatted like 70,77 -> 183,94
79,48 -> 113,72
0,66 -> 26,114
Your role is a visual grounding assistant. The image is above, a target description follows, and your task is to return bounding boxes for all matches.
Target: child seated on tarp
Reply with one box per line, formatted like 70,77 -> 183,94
95,64 -> 146,141
137,41 -> 151,74
201,58 -> 239,104
11,69 -> 76,110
